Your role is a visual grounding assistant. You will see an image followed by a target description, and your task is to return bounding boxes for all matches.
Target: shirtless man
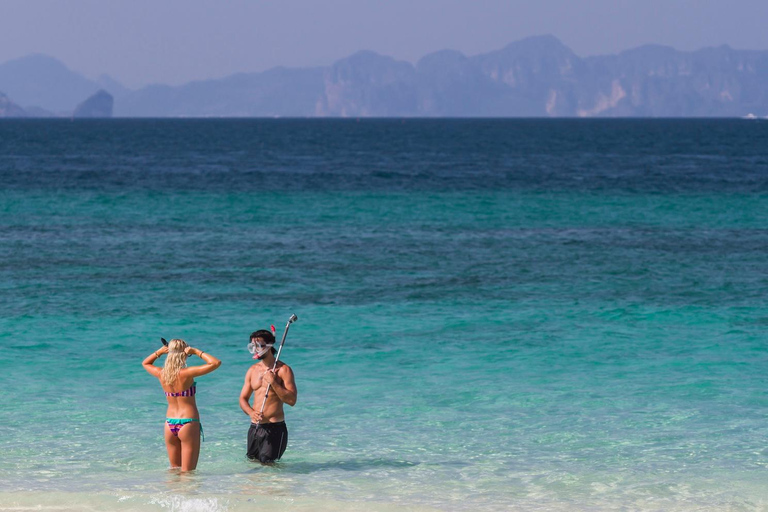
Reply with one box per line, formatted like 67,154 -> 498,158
239,329 -> 298,463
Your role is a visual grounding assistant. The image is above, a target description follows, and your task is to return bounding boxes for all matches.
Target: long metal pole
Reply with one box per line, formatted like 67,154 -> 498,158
256,314 -> 297,424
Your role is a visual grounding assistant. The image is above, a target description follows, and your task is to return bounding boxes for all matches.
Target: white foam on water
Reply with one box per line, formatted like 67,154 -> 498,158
3,489 -> 767,512
0,492 -> 443,512
148,495 -> 228,512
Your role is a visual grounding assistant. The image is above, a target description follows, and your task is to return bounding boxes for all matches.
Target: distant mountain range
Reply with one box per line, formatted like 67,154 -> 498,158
2,35 -> 768,118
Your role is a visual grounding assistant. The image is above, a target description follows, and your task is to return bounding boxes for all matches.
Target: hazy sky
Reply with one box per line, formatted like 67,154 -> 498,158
1,0 -> 767,89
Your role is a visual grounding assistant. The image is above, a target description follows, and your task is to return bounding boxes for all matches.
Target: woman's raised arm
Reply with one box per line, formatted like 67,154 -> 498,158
182,347 -> 222,377
142,345 -> 168,377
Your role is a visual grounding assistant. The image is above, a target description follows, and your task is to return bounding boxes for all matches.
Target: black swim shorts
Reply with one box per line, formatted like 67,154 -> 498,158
247,421 -> 288,463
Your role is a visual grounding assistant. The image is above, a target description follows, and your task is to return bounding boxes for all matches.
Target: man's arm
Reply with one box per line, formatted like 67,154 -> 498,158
239,368 -> 261,423
264,365 -> 298,406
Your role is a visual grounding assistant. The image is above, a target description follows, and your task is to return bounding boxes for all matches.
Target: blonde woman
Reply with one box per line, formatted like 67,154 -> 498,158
142,339 -> 221,471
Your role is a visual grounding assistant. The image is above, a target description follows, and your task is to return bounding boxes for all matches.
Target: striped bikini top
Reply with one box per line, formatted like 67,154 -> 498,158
165,382 -> 197,397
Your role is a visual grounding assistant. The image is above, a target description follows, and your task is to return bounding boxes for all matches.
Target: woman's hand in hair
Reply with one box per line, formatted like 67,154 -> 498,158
157,345 -> 169,355
184,346 -> 199,356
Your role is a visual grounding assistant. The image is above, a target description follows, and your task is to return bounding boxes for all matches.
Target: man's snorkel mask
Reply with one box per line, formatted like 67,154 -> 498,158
247,326 -> 277,360
248,340 -> 274,360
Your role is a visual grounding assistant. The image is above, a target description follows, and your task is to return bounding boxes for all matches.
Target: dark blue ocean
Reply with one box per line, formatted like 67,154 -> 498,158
1,119 -> 768,511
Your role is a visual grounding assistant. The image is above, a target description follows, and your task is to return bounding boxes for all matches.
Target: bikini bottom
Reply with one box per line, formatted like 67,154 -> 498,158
166,418 -> 204,441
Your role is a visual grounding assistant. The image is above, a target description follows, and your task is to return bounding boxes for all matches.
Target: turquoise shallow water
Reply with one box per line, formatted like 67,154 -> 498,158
1,119 -> 768,511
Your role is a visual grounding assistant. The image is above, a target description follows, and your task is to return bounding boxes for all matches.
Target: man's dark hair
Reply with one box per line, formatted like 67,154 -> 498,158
250,330 -> 277,355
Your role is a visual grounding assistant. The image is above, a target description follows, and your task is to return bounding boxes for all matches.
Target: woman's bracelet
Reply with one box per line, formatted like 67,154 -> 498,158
154,351 -> 160,358
199,351 -> 205,357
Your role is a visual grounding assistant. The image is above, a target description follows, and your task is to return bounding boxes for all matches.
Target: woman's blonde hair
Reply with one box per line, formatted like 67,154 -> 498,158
161,338 -> 188,387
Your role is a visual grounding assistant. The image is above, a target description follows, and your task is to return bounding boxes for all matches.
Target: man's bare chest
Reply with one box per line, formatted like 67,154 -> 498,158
250,369 -> 267,391
250,366 -> 281,391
